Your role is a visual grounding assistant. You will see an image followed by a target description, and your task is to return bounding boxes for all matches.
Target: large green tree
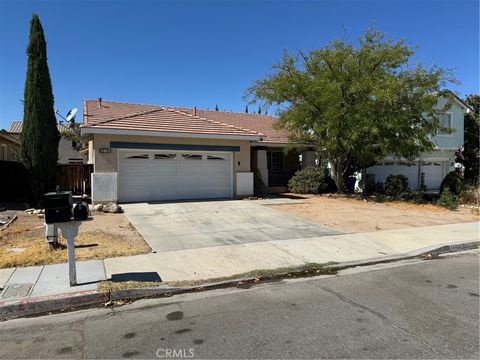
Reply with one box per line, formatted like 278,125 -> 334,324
246,30 -> 455,192
21,14 -> 59,205
463,95 -> 479,185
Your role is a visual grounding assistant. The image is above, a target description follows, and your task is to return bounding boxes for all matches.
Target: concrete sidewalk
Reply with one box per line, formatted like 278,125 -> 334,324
0,260 -> 106,303
1,221 -> 478,309
103,221 -> 479,281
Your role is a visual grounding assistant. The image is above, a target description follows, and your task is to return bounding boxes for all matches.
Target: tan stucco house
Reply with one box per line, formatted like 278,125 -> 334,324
0,130 -> 20,161
81,99 -> 316,203
8,121 -> 87,164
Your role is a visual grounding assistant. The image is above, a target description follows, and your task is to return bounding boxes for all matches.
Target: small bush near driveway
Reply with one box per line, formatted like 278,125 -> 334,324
440,171 -> 465,196
436,188 -> 459,210
384,175 -> 409,198
288,166 -> 337,194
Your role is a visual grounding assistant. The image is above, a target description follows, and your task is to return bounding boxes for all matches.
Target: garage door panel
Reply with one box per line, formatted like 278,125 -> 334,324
367,164 -> 419,190
422,162 -> 443,190
118,150 -> 232,202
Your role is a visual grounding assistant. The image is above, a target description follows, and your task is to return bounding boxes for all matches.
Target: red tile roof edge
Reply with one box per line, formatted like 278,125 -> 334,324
83,100 -> 264,137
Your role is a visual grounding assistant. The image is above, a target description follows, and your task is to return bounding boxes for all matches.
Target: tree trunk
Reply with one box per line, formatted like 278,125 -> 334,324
332,161 -> 347,193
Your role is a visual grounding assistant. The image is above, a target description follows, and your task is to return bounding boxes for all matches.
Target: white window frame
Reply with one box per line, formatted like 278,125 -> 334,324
437,112 -> 453,136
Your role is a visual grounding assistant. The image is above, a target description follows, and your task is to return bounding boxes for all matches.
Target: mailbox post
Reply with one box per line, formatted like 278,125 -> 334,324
57,221 -> 81,286
44,191 -> 84,287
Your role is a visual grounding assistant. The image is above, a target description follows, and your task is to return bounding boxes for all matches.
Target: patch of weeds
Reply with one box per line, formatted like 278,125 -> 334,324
373,194 -> 386,203
167,262 -> 339,288
436,188 -> 459,210
98,280 -> 163,292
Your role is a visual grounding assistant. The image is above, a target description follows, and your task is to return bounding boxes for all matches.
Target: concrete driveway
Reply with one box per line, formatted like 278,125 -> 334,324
122,200 -> 342,252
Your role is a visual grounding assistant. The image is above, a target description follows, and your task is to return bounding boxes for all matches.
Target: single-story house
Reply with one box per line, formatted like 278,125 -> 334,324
364,95 -> 473,191
0,130 -> 20,161
81,99 -> 316,203
8,121 -> 87,164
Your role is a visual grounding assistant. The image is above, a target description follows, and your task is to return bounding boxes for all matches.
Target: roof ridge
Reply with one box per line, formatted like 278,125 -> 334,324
84,99 -> 163,108
170,107 -> 263,136
197,108 -> 275,118
85,99 -> 276,119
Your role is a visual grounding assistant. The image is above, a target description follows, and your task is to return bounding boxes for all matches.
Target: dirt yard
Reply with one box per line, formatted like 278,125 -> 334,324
0,211 -> 151,268
269,195 -> 480,233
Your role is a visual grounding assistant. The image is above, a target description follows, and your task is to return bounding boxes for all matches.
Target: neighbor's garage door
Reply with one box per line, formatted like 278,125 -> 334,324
367,163 -> 419,190
118,150 -> 232,203
422,162 -> 443,190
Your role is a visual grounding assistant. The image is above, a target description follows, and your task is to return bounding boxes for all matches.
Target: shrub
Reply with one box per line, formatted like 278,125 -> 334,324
459,186 -> 480,205
436,188 -> 458,210
288,166 -> 337,194
384,175 -> 409,198
440,171 -> 465,196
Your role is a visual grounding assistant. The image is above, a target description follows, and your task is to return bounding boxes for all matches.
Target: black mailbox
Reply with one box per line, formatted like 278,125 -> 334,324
73,201 -> 89,220
44,191 -> 73,224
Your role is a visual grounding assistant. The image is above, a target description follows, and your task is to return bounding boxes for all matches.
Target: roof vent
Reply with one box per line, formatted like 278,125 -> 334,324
98,97 -> 102,108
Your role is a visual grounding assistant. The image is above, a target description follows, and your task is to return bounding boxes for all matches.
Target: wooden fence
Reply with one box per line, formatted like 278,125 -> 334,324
56,164 -> 93,196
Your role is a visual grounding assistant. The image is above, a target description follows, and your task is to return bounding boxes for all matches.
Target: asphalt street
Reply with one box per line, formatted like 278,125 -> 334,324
1,251 -> 478,359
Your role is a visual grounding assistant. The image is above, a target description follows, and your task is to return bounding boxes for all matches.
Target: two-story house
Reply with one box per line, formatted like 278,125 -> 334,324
364,95 -> 473,191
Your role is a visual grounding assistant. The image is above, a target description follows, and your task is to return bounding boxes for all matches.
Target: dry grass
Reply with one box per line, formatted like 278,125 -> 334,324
270,194 -> 480,233
0,213 -> 151,268
98,280 -> 163,292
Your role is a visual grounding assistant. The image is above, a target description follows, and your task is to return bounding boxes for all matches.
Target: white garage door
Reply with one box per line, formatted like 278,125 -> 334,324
422,162 -> 443,190
118,150 -> 232,203
367,163 -> 419,190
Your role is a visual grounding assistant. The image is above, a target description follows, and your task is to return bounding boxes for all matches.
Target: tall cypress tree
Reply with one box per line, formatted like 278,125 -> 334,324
21,14 -> 59,205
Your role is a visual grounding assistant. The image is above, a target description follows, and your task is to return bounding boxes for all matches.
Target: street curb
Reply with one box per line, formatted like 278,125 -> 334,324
0,290 -> 109,321
1,240 -> 478,321
325,241 -> 480,269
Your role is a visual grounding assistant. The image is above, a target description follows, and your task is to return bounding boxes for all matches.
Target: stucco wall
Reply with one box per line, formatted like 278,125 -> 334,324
0,136 -> 20,161
431,98 -> 465,149
57,137 -> 87,164
88,140 -> 94,164
91,133 -> 252,198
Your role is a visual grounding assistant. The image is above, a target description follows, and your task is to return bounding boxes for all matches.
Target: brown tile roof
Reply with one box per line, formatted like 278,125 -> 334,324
177,108 -> 290,143
82,100 -> 289,142
9,120 -> 69,133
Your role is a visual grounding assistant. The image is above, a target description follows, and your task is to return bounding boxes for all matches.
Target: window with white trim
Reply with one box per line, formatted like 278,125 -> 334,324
437,113 -> 452,135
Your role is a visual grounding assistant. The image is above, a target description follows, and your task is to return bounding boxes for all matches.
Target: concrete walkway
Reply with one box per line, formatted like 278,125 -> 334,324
0,261 -> 106,302
1,221 -> 478,304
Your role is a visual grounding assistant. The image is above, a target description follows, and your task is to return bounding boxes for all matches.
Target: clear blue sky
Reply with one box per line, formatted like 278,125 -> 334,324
0,0 -> 478,130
